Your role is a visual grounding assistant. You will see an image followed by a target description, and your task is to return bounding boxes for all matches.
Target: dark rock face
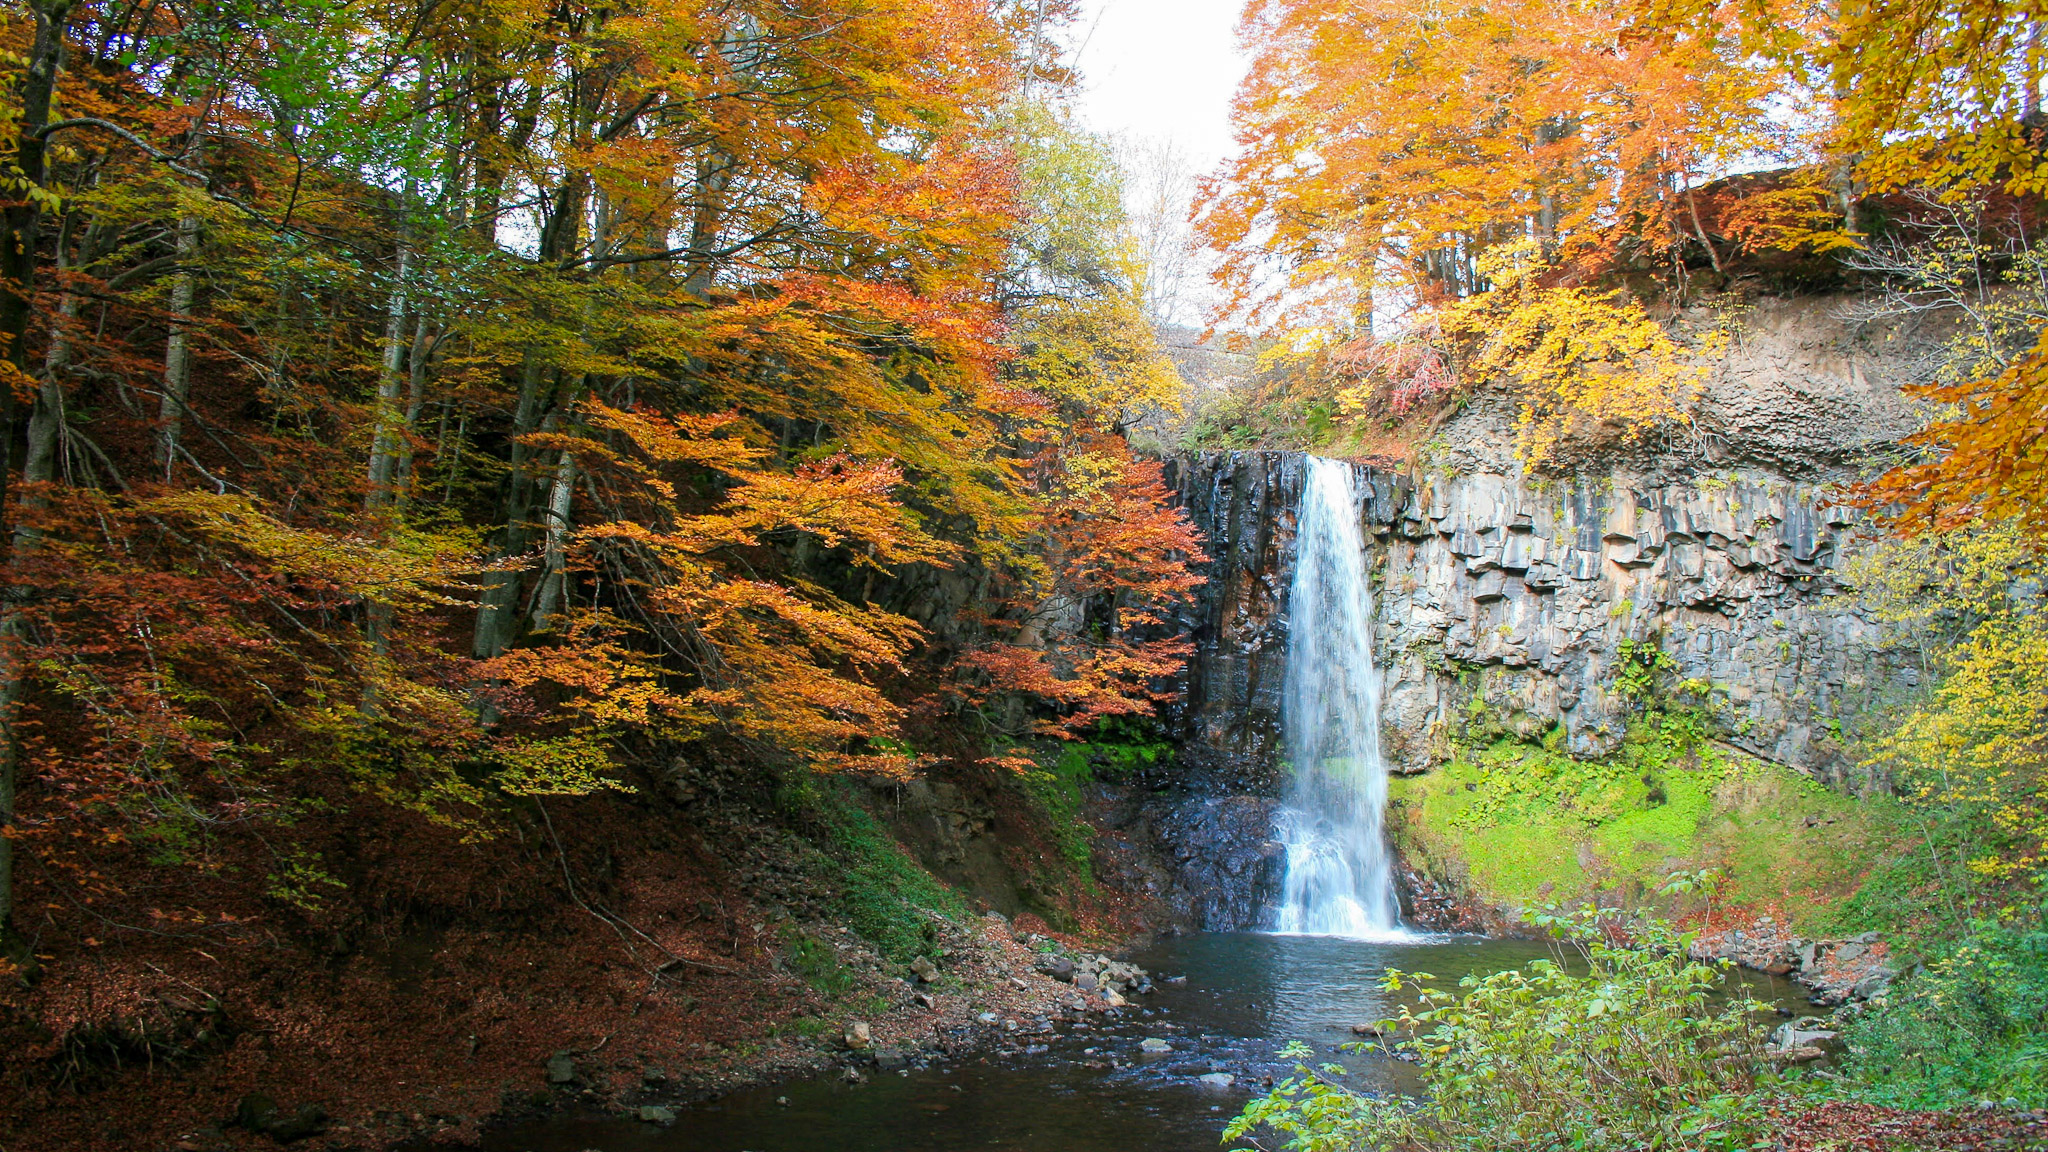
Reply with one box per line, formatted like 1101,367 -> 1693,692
1155,450 -> 1303,794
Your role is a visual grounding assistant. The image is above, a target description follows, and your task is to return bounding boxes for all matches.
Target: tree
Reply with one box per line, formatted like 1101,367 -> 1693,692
961,435 -> 1207,741
0,0 -> 1036,969
1202,0 -> 1790,336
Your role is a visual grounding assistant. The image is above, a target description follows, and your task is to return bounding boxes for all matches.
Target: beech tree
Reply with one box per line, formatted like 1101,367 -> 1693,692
0,0 -> 1198,969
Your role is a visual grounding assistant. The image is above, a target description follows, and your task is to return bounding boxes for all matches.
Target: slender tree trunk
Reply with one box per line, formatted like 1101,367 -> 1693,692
22,238 -> 76,512
527,446 -> 577,631
365,234 -> 411,508
471,354 -> 552,662
154,208 -> 201,480
394,313 -> 432,499
1,0 -> 77,973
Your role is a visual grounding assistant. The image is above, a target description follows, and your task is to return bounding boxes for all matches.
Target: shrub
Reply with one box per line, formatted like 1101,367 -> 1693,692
1226,905 -> 1775,1152
1838,910 -> 2048,1109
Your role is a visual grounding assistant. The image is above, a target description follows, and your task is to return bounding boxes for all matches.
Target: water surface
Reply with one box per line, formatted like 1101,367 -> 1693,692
485,932 -> 1801,1152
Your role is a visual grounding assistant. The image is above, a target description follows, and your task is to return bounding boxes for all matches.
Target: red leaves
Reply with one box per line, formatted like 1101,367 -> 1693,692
960,437 -> 1208,738
1768,1099 -> 2046,1152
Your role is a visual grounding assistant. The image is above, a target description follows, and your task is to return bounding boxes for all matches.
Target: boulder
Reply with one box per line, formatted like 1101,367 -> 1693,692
844,1020 -> 872,1050
636,1106 -> 677,1125
1035,954 -> 1076,982
1198,1073 -> 1235,1087
544,1053 -> 577,1084
909,955 -> 941,983
1140,1037 -> 1173,1053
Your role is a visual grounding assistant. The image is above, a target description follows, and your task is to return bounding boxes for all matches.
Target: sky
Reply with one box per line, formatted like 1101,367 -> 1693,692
1066,0 -> 1249,173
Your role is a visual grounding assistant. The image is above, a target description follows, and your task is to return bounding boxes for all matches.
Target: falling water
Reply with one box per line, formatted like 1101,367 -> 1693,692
1273,456 -> 1406,939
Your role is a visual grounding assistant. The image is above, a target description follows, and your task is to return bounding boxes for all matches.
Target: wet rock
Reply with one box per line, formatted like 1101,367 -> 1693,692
875,1047 -> 909,1071
1140,1038 -> 1173,1053
1198,1073 -> 1236,1087
636,1106 -> 677,1125
544,1053 -> 577,1085
909,955 -> 941,983
844,1021 -> 872,1050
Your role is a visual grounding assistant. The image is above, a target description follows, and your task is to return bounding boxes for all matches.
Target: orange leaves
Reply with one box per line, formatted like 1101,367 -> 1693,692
547,396 -> 949,772
1208,0 -> 1788,330
960,638 -> 1193,738
1855,331 -> 2048,537
960,437 -> 1208,738
696,457 -> 959,568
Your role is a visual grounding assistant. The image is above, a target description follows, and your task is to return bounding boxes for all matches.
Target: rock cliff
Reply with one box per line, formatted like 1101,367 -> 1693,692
1126,293 -> 1932,927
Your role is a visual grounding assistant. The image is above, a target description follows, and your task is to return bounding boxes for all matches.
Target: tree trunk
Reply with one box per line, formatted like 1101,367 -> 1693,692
526,446 -> 577,632
471,354 -> 553,662
154,208 -> 202,480
0,0 -> 77,974
365,236 -> 412,508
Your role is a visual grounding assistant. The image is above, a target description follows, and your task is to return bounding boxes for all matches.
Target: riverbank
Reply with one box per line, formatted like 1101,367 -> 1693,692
0,759 -> 1156,1152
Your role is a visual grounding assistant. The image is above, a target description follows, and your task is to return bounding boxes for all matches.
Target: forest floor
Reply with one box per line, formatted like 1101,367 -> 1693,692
0,763 -> 1146,1152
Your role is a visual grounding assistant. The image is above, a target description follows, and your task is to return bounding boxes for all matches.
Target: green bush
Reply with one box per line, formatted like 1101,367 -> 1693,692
1838,910 -> 2048,1108
1226,904 -> 1776,1152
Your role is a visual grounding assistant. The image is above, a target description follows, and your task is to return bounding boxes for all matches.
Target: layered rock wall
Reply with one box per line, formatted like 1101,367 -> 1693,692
1157,456 -> 1916,793
1126,294 -> 1933,927
1157,294 -> 1932,793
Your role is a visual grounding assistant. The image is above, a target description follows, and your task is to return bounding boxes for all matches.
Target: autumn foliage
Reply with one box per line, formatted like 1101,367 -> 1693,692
960,436 -> 1207,743
0,0 -> 1200,1047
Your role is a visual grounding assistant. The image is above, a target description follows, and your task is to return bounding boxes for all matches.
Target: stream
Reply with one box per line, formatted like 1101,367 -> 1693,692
485,930 -> 1805,1152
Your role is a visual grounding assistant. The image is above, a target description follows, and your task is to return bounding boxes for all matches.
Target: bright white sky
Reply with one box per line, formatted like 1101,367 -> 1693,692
1067,0 -> 1250,173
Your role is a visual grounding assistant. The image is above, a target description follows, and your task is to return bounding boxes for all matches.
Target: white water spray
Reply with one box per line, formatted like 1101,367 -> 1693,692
1273,456 -> 1407,939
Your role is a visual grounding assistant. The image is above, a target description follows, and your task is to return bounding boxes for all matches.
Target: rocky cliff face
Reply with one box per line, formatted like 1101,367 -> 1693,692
1121,293 -> 1931,928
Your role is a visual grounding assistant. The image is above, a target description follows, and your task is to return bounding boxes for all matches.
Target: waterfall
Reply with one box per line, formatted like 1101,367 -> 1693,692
1273,456 -> 1407,939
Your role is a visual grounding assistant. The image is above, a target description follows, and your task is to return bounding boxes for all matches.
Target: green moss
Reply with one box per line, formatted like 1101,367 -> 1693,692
784,777 -> 967,962
1017,731 -> 1172,898
1393,719 -> 1907,930
780,927 -> 857,998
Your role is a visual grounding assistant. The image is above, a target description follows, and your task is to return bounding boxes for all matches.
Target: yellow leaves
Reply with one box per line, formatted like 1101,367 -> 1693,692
1007,293 -> 1184,429
1856,521 -> 2048,885
488,732 -> 624,797
142,489 -> 485,608
1441,240 -> 1706,467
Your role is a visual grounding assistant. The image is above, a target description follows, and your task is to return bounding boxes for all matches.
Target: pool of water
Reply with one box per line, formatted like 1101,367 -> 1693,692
485,931 -> 1803,1152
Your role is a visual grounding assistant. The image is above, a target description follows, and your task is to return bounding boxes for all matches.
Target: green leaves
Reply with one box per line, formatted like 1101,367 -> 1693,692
1230,909 -> 1777,1152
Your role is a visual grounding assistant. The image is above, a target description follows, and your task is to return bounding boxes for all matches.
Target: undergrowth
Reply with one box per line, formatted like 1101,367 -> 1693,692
1838,907 -> 2048,1109
1016,723 -> 1172,895
781,776 -> 965,962
779,926 -> 857,998
1228,897 -> 1781,1152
